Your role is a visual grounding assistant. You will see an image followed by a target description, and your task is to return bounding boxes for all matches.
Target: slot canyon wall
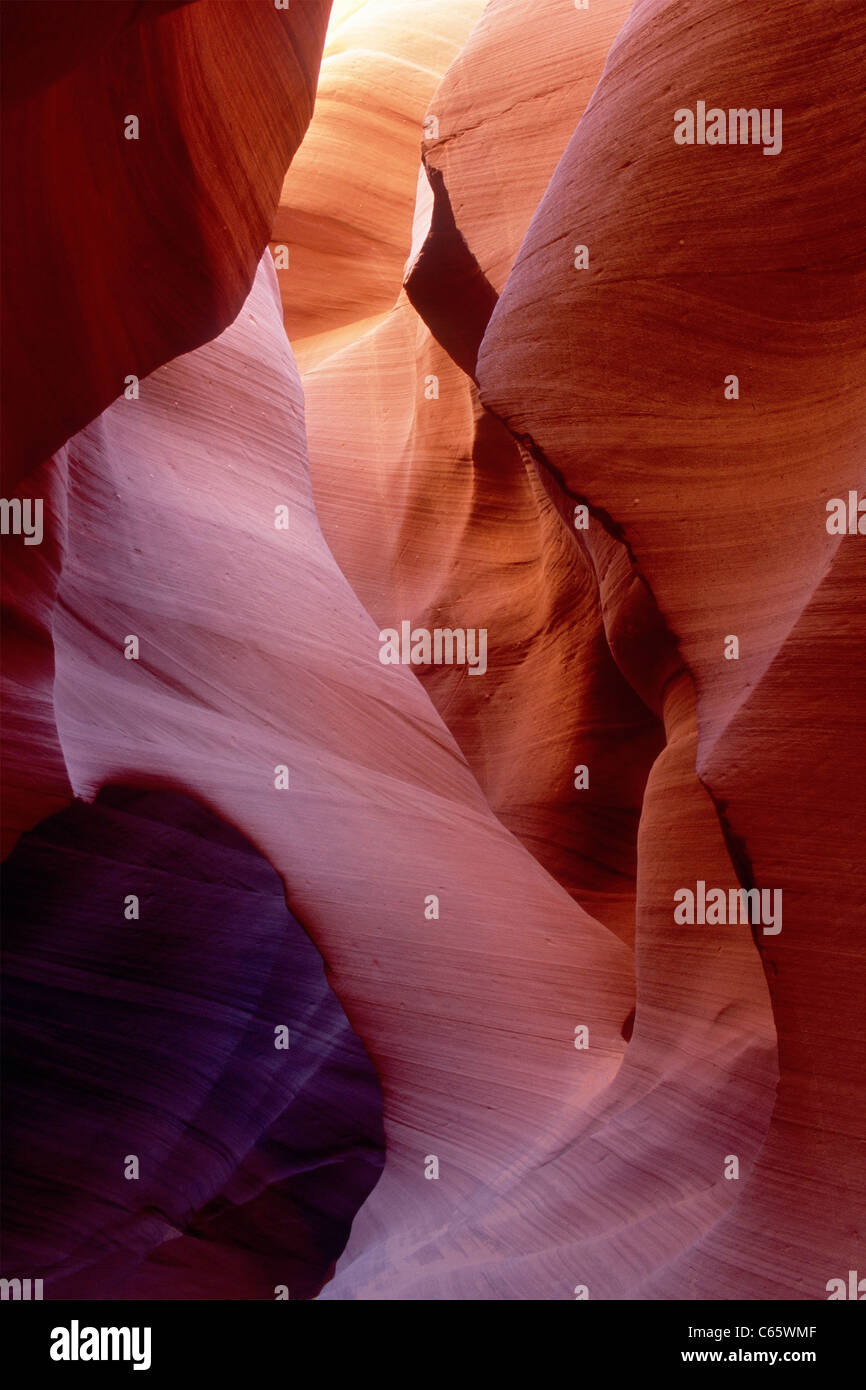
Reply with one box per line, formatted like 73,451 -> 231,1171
1,0 -> 864,1301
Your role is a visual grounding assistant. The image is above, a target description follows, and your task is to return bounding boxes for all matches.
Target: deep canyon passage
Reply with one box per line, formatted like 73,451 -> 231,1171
1,0 -> 864,1310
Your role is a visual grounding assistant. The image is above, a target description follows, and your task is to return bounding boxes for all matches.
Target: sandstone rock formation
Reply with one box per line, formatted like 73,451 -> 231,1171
476,0 -> 866,1296
2,786 -> 384,1300
3,253 -> 634,1300
1,0 -> 331,489
2,0 -> 864,1303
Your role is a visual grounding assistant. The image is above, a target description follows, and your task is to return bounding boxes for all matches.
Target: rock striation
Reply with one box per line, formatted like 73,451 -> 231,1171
1,0 -> 864,1302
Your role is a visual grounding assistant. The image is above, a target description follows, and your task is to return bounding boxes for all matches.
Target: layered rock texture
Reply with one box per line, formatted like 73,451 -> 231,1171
1,0 -> 864,1301
2,787 -> 384,1299
1,0 -> 331,488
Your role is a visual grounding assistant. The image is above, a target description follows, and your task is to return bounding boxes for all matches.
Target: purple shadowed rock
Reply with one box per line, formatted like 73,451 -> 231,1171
1,785 -> 384,1299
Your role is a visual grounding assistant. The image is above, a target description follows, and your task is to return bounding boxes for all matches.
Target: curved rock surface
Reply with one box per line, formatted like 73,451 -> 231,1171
5,256 -> 637,1299
1,786 -> 384,1300
478,0 -> 866,753
301,0 -> 663,941
1,0 -> 330,489
2,0 -> 863,1304
476,0 -> 866,1296
272,0 -> 486,370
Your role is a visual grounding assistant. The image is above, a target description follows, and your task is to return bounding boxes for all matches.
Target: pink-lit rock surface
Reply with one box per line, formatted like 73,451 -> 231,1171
2,0 -> 864,1304
4,257 -> 642,1296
